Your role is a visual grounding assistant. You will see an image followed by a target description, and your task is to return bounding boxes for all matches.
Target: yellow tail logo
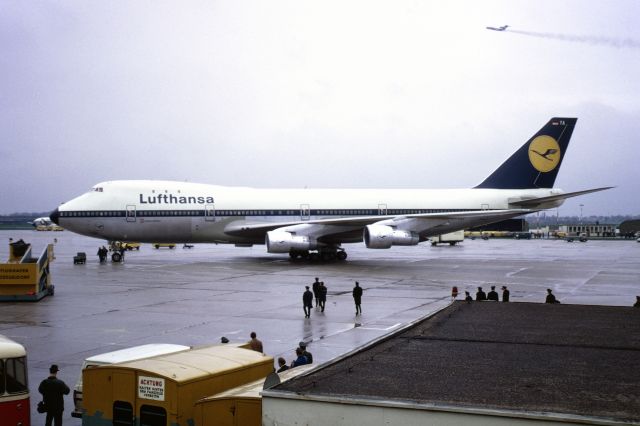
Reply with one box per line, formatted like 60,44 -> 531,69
528,136 -> 561,172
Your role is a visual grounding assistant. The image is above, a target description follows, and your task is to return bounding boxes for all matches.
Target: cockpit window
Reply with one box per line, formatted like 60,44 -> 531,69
93,187 -> 103,192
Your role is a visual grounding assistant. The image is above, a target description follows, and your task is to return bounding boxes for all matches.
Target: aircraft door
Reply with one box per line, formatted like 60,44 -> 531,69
126,205 -> 136,222
205,204 -> 215,222
300,204 -> 310,221
378,204 -> 387,215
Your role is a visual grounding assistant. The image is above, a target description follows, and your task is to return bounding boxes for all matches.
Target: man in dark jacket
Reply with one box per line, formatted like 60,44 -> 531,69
39,364 -> 70,426
276,357 -> 289,373
318,282 -> 327,312
487,286 -> 499,301
545,288 -> 560,304
476,286 -> 487,301
312,277 -> 321,307
303,286 -> 313,318
502,285 -> 510,302
353,281 -> 363,315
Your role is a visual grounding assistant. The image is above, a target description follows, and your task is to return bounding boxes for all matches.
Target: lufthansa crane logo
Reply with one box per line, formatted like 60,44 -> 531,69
528,136 -> 561,173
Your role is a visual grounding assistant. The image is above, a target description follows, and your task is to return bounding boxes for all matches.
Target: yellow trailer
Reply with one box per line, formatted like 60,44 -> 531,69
0,240 -> 54,301
195,365 -> 315,426
82,344 -> 273,426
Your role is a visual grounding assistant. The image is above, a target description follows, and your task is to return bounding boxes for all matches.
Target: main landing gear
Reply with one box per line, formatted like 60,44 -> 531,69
289,247 -> 348,262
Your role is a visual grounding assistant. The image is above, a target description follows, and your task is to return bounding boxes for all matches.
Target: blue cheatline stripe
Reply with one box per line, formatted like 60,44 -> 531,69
59,208 -> 480,218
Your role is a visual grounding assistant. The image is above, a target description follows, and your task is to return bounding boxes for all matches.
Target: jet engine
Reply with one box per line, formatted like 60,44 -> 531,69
266,231 -> 316,253
364,225 -> 419,249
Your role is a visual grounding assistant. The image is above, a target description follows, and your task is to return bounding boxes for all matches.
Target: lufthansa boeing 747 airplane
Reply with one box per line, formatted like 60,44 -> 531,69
50,118 -> 610,261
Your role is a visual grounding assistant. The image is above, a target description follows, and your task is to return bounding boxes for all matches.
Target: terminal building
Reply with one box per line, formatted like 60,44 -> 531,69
558,223 -> 617,237
263,302 -> 640,426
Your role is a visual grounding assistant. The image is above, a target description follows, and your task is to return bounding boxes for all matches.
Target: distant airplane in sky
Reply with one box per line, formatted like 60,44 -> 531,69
50,118 -> 610,262
486,25 -> 509,32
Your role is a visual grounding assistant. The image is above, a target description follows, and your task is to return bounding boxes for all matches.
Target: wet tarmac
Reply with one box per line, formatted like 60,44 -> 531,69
0,230 -> 638,424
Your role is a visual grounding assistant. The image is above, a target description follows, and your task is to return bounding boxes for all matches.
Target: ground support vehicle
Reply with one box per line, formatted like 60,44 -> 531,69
0,334 -> 30,426
0,240 -> 54,301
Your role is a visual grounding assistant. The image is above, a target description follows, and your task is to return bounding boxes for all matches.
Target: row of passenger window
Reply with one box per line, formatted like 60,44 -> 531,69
137,211 -> 203,217
62,211 -> 124,217
63,208 -> 473,218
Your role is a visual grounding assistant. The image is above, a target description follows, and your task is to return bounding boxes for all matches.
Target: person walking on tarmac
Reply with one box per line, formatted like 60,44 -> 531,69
303,286 -> 313,318
318,281 -> 327,312
39,364 -> 70,426
97,246 -> 108,262
312,277 -> 321,307
353,281 -> 363,315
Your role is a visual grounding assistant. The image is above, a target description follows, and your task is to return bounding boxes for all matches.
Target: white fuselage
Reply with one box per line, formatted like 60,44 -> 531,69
55,180 -> 563,245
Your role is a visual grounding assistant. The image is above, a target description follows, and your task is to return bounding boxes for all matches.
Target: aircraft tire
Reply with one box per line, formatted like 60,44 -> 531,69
112,252 -> 122,263
336,251 -> 347,261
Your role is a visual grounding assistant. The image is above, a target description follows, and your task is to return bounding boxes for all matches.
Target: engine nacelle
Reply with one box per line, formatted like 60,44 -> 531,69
266,231 -> 315,253
364,225 -> 419,249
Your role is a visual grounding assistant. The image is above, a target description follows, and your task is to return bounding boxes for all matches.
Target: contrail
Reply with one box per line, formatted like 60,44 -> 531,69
507,29 -> 640,49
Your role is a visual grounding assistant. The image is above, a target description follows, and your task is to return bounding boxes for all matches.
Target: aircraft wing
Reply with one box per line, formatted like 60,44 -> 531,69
224,209 -> 532,243
508,187 -> 613,208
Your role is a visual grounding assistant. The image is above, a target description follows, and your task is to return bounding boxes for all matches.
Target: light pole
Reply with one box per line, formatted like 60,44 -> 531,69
579,204 -> 584,227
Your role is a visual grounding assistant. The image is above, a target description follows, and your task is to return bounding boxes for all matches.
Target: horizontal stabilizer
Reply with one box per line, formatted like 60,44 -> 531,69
509,187 -> 613,207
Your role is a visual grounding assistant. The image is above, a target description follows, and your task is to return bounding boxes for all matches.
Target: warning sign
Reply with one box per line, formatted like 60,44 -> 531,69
138,376 -> 165,401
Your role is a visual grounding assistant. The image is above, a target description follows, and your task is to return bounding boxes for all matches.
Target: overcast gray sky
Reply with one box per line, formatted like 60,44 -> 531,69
1,1 -> 639,216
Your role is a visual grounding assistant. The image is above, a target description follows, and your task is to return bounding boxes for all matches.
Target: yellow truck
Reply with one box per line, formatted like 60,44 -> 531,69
81,345 -> 273,426
195,365 -> 314,426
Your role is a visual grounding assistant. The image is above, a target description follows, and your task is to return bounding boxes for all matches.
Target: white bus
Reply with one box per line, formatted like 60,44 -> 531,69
0,334 -> 30,426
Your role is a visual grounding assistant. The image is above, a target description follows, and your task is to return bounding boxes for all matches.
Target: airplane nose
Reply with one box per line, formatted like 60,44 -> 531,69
49,208 -> 60,225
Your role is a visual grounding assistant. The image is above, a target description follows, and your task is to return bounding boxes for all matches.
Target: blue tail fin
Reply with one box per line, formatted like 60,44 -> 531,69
475,117 -> 577,189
